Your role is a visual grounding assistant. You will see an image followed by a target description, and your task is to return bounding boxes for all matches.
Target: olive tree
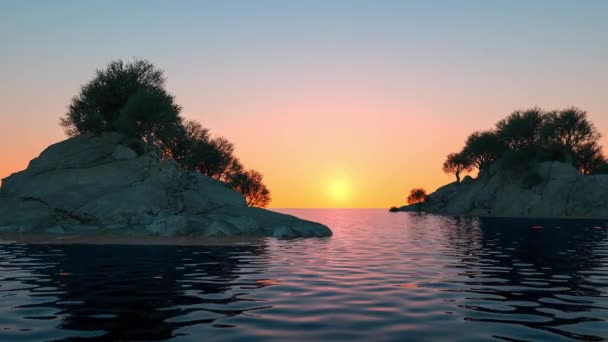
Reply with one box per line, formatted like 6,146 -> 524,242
407,188 -> 427,205
167,121 -> 272,206
60,59 -> 273,207
461,130 -> 505,170
573,142 -> 606,175
60,59 -> 182,150
495,108 -> 544,150
442,152 -> 472,182
541,107 -> 600,152
445,107 -> 607,177
228,169 -> 271,207
541,108 -> 603,173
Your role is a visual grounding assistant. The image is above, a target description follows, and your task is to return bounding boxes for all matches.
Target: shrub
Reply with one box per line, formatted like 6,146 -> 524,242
593,162 -> 608,175
574,142 -> 606,175
407,188 -> 427,205
162,120 -> 272,207
228,169 -> 271,208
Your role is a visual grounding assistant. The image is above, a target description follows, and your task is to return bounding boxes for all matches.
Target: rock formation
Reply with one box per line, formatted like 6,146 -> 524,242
0,133 -> 332,238
395,161 -> 608,219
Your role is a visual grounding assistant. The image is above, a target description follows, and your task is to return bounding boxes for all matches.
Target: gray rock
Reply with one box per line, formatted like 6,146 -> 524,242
182,190 -> 210,214
45,225 -> 65,234
0,196 -> 55,229
146,216 -> 192,236
112,145 -> 137,160
200,219 -> 240,237
461,175 -> 474,185
0,133 -> 332,238
185,172 -> 246,207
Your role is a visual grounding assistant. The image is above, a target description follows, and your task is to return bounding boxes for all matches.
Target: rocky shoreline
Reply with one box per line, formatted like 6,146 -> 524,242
393,161 -> 608,219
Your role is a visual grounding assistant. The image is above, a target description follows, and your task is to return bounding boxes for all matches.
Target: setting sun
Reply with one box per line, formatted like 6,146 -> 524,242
329,179 -> 350,202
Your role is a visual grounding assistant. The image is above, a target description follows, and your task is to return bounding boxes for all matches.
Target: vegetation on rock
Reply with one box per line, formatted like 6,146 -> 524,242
60,59 -> 271,207
395,107 -> 608,213
407,188 -> 427,205
442,152 -> 472,182
443,107 -> 608,179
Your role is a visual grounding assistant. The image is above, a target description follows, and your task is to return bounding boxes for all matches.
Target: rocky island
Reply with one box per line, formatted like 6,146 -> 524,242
393,107 -> 608,219
0,59 -> 331,239
396,161 -> 608,218
0,133 -> 331,238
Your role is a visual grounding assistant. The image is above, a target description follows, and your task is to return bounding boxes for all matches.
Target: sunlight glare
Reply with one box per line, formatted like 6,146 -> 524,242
329,179 -> 350,201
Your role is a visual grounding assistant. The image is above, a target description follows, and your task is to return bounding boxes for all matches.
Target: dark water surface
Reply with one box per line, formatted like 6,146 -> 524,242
1,209 -> 607,341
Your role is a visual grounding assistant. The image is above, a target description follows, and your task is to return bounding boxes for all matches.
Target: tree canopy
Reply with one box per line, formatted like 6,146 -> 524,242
60,59 -> 272,207
450,107 -> 606,175
541,108 -> 600,152
495,108 -> 544,150
462,130 -> 505,170
228,169 -> 271,208
60,59 -> 183,150
407,188 -> 427,205
166,120 -> 272,206
442,152 -> 472,182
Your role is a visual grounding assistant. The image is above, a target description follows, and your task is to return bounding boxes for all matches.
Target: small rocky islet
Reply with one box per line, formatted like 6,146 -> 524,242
395,160 -> 608,219
0,133 -> 332,238
393,107 -> 608,219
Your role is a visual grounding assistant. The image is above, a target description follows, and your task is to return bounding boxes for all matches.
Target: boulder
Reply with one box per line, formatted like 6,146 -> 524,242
0,133 -> 332,238
112,145 -> 137,160
461,175 -> 474,185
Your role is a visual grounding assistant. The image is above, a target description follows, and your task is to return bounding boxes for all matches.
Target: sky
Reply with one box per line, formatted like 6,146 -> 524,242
1,0 -> 607,208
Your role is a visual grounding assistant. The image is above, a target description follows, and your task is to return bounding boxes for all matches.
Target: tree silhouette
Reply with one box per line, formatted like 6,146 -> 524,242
462,130 -> 505,170
60,59 -> 182,151
60,59 -> 272,207
169,121 -> 237,178
115,86 -> 183,152
541,108 -> 600,153
165,121 -> 272,206
541,108 -> 603,173
228,169 -> 271,207
496,108 -> 544,150
574,142 -> 606,175
165,120 -> 212,164
447,107 -> 606,176
595,162 -> 608,175
407,188 -> 427,205
443,152 -> 472,182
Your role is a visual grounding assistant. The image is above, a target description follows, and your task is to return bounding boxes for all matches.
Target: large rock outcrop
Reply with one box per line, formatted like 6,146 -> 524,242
396,161 -> 608,218
0,133 -> 332,238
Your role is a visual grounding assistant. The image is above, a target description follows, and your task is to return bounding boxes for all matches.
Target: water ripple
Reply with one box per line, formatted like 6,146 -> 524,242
0,210 -> 606,341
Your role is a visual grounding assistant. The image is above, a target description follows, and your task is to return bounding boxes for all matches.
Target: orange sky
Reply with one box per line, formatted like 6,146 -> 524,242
1,1 -> 607,208
2,85 -> 606,209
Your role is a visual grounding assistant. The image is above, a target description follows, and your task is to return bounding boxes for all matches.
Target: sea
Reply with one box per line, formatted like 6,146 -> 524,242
0,209 -> 606,341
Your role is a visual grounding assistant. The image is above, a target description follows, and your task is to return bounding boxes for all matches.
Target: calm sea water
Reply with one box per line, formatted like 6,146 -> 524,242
0,209 -> 607,341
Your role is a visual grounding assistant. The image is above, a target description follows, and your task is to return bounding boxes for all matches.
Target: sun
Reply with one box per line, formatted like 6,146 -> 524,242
329,179 -> 350,201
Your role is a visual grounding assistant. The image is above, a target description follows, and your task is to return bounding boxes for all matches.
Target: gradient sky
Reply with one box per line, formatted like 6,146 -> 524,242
1,0 -> 607,208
